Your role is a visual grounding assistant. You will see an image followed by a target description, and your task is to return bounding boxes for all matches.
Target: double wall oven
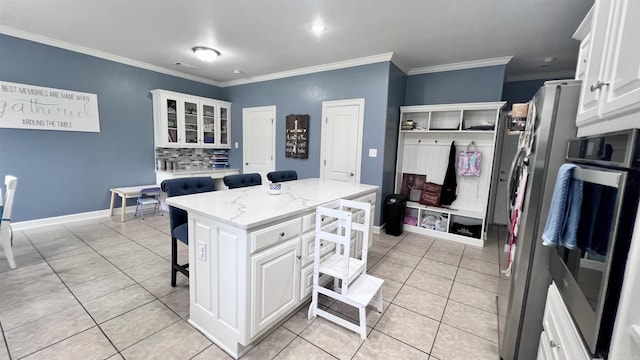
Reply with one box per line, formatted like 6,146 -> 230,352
550,129 -> 640,358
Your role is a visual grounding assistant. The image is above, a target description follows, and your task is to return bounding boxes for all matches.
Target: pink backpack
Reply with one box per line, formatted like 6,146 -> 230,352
458,143 -> 482,176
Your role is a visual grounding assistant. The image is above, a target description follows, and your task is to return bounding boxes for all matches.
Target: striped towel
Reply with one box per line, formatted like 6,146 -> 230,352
542,164 -> 583,249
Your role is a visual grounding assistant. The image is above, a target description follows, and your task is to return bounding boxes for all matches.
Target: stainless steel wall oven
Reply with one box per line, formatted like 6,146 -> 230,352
550,129 -> 640,358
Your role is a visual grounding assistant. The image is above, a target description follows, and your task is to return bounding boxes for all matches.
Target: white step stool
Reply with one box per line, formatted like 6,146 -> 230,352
307,199 -> 383,339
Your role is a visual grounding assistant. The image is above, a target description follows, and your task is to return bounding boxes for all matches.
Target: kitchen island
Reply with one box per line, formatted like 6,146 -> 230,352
166,178 -> 378,358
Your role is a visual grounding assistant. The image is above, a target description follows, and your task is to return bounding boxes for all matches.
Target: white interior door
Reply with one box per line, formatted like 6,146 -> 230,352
320,99 -> 364,183
492,133 -> 520,225
243,106 -> 275,181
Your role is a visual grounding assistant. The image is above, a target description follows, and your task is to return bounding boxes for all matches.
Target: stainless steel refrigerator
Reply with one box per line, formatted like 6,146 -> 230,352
500,80 -> 581,359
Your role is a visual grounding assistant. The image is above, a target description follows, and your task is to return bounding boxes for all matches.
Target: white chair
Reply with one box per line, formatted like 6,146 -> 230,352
134,186 -> 162,219
308,199 -> 383,339
1,175 -> 18,269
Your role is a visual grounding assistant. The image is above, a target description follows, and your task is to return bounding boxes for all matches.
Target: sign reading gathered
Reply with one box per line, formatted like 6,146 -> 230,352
0,81 -> 100,132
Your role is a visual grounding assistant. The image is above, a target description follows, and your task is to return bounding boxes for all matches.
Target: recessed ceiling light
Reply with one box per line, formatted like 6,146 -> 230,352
543,57 -> 555,63
309,23 -> 327,34
192,46 -> 221,62
233,69 -> 242,74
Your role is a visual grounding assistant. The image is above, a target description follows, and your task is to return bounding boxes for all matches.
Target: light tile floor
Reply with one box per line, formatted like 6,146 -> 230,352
0,213 -> 509,360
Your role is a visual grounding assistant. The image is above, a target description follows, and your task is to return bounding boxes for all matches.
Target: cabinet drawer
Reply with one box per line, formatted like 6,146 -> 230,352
251,218 -> 301,254
358,192 -> 376,207
300,231 -> 335,267
542,283 -> 590,360
537,330 -> 554,360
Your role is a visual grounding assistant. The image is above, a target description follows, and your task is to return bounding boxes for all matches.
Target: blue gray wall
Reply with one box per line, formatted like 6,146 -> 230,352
405,65 -> 506,105
223,62 -> 391,224
0,34 -> 223,221
1,33 -> 508,225
501,78 -> 561,110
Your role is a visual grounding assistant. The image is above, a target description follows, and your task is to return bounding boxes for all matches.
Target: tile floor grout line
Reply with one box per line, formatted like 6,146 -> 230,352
21,219 -> 182,358
0,320 -> 12,360
16,230 -> 126,360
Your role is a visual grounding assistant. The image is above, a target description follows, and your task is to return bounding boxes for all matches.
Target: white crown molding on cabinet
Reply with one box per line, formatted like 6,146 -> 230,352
505,70 -> 576,82
0,25 -> 224,87
221,53 -> 395,87
408,56 -> 513,75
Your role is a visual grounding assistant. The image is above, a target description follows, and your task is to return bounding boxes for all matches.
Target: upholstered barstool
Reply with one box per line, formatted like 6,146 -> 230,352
161,177 -> 215,286
223,173 -> 262,189
266,170 -> 298,183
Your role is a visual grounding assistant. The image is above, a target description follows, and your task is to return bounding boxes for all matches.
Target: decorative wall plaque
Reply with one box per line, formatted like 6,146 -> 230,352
285,114 -> 309,159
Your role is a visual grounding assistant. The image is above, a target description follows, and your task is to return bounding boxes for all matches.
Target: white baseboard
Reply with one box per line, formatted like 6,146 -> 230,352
12,205 -> 138,231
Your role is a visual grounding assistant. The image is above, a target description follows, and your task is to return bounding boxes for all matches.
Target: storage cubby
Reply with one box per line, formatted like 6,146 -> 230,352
430,110 -> 462,130
462,109 -> 497,131
395,102 -> 505,247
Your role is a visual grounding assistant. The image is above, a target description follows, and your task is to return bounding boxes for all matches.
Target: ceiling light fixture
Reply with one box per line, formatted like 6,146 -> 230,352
192,46 -> 221,62
309,23 -> 327,34
233,69 -> 242,74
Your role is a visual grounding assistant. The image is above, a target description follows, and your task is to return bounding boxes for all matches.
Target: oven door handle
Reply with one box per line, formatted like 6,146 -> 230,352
573,166 -> 621,188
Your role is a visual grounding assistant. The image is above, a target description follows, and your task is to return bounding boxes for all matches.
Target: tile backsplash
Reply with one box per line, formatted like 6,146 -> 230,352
155,148 -> 227,170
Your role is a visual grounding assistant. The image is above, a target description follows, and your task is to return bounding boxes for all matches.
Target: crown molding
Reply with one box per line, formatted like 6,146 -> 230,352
389,53 -> 410,74
0,25 -> 223,87
408,56 -> 513,75
221,52 -> 394,87
505,70 -> 576,82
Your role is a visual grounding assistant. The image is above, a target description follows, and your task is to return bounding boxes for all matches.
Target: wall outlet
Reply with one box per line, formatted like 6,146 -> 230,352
198,241 -> 206,261
368,148 -> 377,157
235,142 -> 239,149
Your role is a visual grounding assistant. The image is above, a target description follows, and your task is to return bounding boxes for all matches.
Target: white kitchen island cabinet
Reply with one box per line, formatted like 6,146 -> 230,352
166,178 -> 378,359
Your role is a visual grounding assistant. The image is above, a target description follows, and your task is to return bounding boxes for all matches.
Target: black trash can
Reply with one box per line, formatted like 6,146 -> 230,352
384,194 -> 408,236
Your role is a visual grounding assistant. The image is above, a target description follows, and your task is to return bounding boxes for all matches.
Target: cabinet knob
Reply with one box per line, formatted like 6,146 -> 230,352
549,340 -> 561,349
245,162 -> 248,166
279,232 -> 285,237
590,81 -> 610,92
296,255 -> 301,260
350,172 -> 354,177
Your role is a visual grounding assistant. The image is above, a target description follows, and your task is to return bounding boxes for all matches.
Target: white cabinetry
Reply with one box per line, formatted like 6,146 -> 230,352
151,89 -> 231,148
575,0 -> 640,136
537,282 -> 590,360
395,102 -> 504,246
250,237 -> 300,338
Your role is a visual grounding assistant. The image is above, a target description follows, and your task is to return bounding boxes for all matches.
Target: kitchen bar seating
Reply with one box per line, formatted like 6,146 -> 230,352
223,173 -> 262,189
266,170 -> 298,183
161,177 -> 215,286
1,175 -> 18,269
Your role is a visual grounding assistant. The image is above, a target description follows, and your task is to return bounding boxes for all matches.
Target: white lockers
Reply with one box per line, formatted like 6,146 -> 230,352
395,102 -> 505,246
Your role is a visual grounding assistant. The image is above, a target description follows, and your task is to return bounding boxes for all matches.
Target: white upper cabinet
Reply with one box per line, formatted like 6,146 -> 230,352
575,0 -> 640,133
151,89 -> 231,148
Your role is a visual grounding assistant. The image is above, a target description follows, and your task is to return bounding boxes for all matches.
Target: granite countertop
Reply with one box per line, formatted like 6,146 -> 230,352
156,168 -> 239,174
166,178 -> 378,230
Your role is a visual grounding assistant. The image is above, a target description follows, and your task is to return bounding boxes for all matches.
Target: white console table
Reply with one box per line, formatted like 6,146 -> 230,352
166,178 -> 377,359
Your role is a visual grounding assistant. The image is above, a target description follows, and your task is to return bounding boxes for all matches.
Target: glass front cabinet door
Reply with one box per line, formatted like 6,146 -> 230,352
219,104 -> 230,147
152,89 -> 231,149
165,95 -> 181,146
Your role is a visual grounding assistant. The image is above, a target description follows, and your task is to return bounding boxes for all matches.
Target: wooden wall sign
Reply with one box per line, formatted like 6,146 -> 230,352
285,114 -> 309,159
